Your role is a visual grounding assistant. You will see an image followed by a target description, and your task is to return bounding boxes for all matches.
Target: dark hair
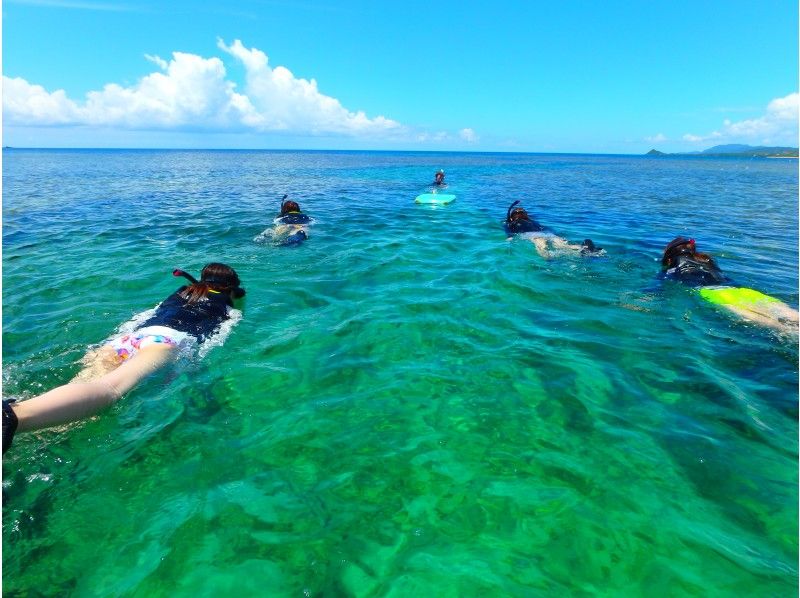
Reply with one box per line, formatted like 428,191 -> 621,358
180,263 -> 241,304
661,237 -> 694,268
508,207 -> 530,222
281,200 -> 300,215
661,237 -> 719,270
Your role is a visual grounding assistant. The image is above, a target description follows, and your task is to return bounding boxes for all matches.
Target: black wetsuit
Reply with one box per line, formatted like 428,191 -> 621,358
505,217 -> 545,236
139,286 -> 232,341
661,255 -> 727,287
277,212 -> 311,225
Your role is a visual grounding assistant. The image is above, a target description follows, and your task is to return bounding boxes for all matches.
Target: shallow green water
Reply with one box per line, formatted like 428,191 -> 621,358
3,150 -> 798,596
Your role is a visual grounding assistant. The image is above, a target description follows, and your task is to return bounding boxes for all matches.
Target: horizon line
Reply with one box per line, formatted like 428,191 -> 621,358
5,146 -> 795,156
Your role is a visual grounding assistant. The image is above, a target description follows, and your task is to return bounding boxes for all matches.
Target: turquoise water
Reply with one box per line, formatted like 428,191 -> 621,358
3,149 -> 798,596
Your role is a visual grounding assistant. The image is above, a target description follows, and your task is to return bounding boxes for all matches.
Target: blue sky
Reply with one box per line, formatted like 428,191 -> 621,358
3,0 -> 798,152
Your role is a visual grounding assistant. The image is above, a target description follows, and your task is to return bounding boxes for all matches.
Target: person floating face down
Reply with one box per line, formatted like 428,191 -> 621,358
2,263 -> 246,454
504,200 -> 602,259
660,236 -> 798,335
275,195 -> 311,246
434,169 -> 446,187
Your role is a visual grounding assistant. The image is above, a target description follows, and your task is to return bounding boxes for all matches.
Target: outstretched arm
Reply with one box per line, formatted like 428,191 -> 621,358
13,344 -> 175,434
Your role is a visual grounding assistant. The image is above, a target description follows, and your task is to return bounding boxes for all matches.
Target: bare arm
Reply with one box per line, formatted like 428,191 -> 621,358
14,344 -> 175,433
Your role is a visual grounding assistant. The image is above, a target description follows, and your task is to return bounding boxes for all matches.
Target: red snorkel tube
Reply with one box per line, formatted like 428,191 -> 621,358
173,269 -> 198,284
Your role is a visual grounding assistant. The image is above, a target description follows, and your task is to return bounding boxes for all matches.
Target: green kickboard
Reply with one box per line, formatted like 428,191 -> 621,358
415,193 -> 456,204
698,286 -> 780,306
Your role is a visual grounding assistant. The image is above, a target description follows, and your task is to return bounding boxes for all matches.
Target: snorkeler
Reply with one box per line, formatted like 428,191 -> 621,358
433,169 -> 446,187
504,200 -> 602,259
2,263 -> 245,454
273,195 -> 311,246
660,236 -> 798,335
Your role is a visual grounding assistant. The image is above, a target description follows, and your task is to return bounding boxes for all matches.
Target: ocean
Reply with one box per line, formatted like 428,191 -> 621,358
3,149 -> 798,596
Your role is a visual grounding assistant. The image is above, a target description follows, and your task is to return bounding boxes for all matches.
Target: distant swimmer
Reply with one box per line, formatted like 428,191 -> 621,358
504,200 -> 603,259
433,169 -> 446,187
660,236 -> 798,335
2,263 -> 246,454
274,195 -> 311,246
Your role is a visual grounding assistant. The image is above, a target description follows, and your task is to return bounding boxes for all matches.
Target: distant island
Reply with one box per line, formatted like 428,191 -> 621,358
646,144 -> 798,158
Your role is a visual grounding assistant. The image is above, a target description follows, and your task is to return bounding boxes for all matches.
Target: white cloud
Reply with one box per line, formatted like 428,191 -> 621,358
3,77 -> 82,124
144,54 -> 169,71
683,93 -> 799,145
4,52 -> 257,130
3,39 -> 403,138
645,133 -> 667,143
459,128 -> 478,143
3,40 -> 483,145
216,38 -> 401,136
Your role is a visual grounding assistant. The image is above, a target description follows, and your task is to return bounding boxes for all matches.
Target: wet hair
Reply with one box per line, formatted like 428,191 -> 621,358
281,200 -> 301,215
508,207 -> 530,222
661,237 -> 718,270
179,262 -> 242,304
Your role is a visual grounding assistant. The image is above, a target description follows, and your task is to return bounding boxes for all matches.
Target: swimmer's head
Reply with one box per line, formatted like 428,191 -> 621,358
177,263 -> 245,303
280,200 -> 301,215
506,200 -> 530,223
662,237 -> 696,268
201,263 -> 241,290
508,207 -> 530,222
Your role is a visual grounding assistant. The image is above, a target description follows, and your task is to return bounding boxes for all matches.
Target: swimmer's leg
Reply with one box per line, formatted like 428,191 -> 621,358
700,287 -> 799,335
552,236 -> 604,255
13,345 -> 175,434
551,236 -> 582,251
725,302 -> 799,336
73,345 -> 123,382
531,237 -> 552,259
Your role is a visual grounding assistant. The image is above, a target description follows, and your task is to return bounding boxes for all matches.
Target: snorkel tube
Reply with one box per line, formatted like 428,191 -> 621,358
280,194 -> 289,213
506,200 -> 521,222
173,269 -> 246,299
173,268 -> 198,284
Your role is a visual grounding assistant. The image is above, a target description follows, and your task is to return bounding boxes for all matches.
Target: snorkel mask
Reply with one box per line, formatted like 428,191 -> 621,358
173,268 -> 246,299
506,200 -> 529,222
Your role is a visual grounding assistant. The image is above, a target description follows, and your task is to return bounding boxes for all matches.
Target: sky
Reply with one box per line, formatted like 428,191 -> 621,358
2,0 -> 798,153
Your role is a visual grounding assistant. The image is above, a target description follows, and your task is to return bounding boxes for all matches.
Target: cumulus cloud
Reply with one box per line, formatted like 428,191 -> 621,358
3,39 -> 406,138
459,128 -> 478,143
3,77 -> 82,124
216,39 -> 400,135
683,93 -> 799,145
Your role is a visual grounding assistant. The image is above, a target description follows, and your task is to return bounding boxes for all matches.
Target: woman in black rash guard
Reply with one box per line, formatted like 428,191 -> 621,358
659,236 -> 798,334
275,197 -> 311,246
504,200 -> 602,259
2,263 -> 245,454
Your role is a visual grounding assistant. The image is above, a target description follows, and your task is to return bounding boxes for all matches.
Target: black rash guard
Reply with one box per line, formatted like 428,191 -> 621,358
139,286 -> 232,341
661,255 -> 727,287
